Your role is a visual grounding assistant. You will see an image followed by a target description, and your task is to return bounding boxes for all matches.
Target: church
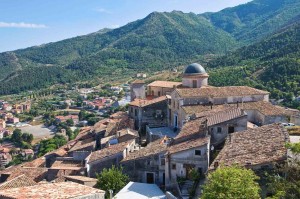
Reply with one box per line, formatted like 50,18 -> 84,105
129,63 -> 288,132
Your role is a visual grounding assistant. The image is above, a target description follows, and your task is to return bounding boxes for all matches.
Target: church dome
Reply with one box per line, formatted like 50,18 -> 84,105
183,63 -> 206,76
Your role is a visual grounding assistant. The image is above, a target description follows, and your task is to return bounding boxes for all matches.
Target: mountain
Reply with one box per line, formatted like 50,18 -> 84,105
0,11 -> 236,94
208,20 -> 300,108
1,0 -> 300,95
202,0 -> 300,44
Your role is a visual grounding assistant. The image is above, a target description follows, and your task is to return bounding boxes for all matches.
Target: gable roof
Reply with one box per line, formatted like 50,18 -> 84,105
176,86 -> 269,98
148,81 -> 182,88
0,181 -> 104,199
168,136 -> 209,155
88,139 -> 134,163
122,138 -> 167,162
210,123 -> 289,170
129,96 -> 167,107
0,174 -> 37,190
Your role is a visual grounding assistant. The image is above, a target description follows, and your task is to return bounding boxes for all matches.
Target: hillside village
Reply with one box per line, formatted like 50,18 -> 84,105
0,63 -> 299,198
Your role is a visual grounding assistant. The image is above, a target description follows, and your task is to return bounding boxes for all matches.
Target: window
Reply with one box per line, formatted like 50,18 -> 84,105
134,109 -> 138,116
195,150 -> 201,156
172,164 -> 176,170
158,91 -> 161,96
192,80 -> 197,88
160,158 -> 165,166
151,90 -> 154,96
156,110 -> 162,115
217,127 -> 222,133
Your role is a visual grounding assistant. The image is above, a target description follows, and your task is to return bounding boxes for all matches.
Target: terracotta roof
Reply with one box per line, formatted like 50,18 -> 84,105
0,174 -> 37,190
0,181 -> 104,199
148,81 -> 182,88
237,101 -> 287,116
21,156 -> 45,168
175,118 -> 207,140
129,96 -> 167,107
168,136 -> 209,154
51,159 -> 84,169
206,108 -> 245,126
176,86 -> 269,98
182,104 -> 229,115
0,166 -> 47,183
183,101 -> 286,117
68,139 -> 95,152
88,139 -> 135,163
122,138 -> 167,162
65,175 -> 97,182
210,123 -> 289,170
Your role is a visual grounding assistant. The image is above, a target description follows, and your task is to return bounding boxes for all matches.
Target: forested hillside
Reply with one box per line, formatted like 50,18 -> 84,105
202,0 -> 300,44
208,21 -> 300,108
0,0 -> 300,95
0,11 -> 236,94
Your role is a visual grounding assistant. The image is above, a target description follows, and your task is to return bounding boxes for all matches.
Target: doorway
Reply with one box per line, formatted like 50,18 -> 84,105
174,114 -> 178,128
228,126 -> 235,134
146,172 -> 154,184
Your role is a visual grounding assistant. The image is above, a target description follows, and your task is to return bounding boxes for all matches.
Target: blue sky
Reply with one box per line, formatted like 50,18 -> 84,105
0,0 -> 251,52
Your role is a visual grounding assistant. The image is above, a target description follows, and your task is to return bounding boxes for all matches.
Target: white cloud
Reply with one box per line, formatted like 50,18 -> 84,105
95,8 -> 112,14
0,22 -> 47,28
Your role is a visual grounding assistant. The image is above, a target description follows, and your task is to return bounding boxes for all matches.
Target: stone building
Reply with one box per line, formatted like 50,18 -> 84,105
128,96 -> 168,130
130,80 -> 146,101
86,139 -> 137,177
121,138 -> 168,186
147,81 -> 182,97
210,123 -> 289,171
167,63 -> 280,129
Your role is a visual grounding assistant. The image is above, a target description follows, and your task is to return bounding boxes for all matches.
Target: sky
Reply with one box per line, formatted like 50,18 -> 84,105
0,0 -> 251,53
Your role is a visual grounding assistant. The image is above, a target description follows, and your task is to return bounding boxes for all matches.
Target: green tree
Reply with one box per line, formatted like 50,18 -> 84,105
66,119 -> 74,126
202,166 -> 261,199
11,129 -> 22,143
96,165 -> 129,198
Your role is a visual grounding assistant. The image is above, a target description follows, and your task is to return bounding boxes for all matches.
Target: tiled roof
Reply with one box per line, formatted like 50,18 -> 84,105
88,139 -> 134,163
0,181 -> 105,199
176,86 -> 269,98
51,159 -> 84,169
0,166 -> 47,183
168,136 -> 209,154
237,101 -> 287,116
183,101 -> 287,117
21,156 -> 45,168
182,104 -> 229,115
206,108 -> 245,126
175,118 -> 207,140
65,175 -> 97,182
68,139 -> 95,152
129,96 -> 167,107
148,81 -> 182,88
210,123 -> 289,170
122,138 -> 167,162
0,174 -> 37,190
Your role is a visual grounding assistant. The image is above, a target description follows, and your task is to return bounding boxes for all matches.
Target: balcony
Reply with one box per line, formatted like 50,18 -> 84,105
170,156 -> 207,164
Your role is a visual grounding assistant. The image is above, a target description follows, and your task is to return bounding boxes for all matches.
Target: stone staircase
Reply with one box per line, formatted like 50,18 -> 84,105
180,180 -> 194,199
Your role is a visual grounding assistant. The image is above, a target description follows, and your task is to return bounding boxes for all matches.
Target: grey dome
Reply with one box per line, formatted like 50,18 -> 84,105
184,63 -> 206,75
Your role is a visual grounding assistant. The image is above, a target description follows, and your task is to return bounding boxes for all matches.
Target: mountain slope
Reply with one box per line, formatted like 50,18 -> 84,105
208,21 -> 300,107
0,11 -> 237,94
202,0 -> 300,44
